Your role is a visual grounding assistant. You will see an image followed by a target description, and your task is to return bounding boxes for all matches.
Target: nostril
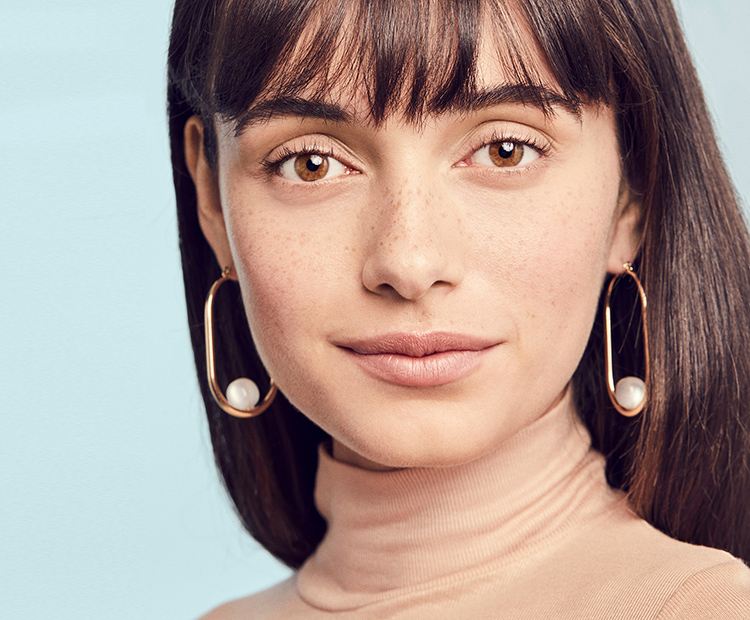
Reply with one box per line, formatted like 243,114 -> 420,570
362,269 -> 456,301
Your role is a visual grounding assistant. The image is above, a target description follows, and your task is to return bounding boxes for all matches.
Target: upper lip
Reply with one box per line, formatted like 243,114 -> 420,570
338,331 -> 500,357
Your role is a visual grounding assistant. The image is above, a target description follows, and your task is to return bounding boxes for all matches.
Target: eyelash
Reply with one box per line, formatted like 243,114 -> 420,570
261,143 -> 342,176
260,130 -> 551,180
471,129 -> 551,160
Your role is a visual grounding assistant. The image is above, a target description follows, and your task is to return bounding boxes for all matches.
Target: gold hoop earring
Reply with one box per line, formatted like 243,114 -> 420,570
204,267 -> 278,418
604,262 -> 649,417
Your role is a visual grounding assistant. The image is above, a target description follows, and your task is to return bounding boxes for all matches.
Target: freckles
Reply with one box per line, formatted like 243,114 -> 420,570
229,215 -> 299,329
235,209 -> 357,335
493,178 -> 611,329
375,186 -> 442,252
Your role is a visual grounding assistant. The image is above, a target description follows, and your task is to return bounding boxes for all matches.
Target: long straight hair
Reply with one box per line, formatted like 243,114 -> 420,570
168,0 -> 750,568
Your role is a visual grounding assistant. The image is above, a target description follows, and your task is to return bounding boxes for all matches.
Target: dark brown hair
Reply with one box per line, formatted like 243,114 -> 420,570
168,0 -> 750,568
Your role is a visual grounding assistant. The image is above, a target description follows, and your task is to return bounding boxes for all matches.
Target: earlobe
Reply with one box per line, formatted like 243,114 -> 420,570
606,187 -> 643,274
184,115 -> 236,276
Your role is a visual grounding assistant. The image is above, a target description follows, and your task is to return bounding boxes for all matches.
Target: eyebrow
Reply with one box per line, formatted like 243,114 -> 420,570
234,84 -> 580,134
470,84 -> 581,118
235,99 -> 353,134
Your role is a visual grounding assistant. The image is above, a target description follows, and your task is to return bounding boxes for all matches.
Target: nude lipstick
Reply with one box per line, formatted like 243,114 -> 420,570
338,332 -> 498,387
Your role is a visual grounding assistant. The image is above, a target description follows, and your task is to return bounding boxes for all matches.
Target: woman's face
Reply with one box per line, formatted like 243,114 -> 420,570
187,35 -> 640,470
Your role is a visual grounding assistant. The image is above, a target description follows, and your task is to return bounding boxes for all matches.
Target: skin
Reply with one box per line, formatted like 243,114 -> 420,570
185,46 -> 641,471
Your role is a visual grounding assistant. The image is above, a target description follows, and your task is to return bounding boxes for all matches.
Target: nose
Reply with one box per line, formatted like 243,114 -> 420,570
361,182 -> 466,300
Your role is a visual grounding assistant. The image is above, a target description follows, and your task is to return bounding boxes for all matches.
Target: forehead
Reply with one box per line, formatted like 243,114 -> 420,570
208,0 -> 594,132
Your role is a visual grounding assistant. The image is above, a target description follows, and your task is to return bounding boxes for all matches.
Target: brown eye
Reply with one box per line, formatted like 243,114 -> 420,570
488,141 -> 525,167
294,153 -> 329,182
277,150 -> 349,182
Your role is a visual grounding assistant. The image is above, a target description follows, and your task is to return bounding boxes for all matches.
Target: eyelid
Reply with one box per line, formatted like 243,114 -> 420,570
261,135 -> 360,181
460,125 -> 553,169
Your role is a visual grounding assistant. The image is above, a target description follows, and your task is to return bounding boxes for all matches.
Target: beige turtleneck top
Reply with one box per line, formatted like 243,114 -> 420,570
201,396 -> 750,619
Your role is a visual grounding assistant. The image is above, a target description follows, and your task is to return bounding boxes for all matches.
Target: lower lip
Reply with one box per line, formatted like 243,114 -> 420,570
342,347 -> 493,387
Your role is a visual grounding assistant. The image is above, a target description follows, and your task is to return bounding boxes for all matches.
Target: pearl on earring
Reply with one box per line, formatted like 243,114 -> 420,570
226,378 -> 261,411
614,376 -> 646,411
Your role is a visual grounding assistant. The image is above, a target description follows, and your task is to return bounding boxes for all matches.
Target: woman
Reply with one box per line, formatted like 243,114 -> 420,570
168,0 -> 750,617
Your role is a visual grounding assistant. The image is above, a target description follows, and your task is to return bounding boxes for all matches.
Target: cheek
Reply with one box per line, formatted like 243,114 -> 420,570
472,166 -> 620,365
232,214 -> 315,336
224,200 -> 355,405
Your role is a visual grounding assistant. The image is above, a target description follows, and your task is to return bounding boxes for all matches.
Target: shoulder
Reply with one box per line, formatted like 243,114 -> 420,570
547,497 -> 750,618
195,577 -> 302,620
197,598 -> 253,620
655,559 -> 750,620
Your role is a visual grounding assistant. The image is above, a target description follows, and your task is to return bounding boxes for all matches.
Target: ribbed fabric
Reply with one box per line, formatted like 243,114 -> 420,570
201,394 -> 750,619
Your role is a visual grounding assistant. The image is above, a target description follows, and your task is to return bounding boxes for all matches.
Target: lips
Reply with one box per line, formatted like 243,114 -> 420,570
338,332 -> 499,387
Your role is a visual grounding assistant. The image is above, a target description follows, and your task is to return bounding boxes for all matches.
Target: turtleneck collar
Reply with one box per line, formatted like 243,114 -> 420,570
296,392 -> 618,611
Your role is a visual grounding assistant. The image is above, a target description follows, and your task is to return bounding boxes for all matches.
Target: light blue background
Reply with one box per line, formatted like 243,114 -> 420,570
1,1 -> 747,618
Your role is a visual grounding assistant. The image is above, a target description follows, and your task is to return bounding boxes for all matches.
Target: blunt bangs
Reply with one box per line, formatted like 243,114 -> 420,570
174,0 -> 616,138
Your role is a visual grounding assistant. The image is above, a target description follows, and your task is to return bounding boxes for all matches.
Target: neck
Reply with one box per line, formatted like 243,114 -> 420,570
297,392 -> 618,611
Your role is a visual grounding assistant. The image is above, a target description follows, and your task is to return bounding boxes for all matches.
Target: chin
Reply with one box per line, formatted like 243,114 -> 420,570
329,396 -> 536,469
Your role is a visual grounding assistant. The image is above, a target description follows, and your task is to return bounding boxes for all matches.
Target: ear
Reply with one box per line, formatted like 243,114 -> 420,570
184,115 -> 236,277
606,183 -> 643,274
